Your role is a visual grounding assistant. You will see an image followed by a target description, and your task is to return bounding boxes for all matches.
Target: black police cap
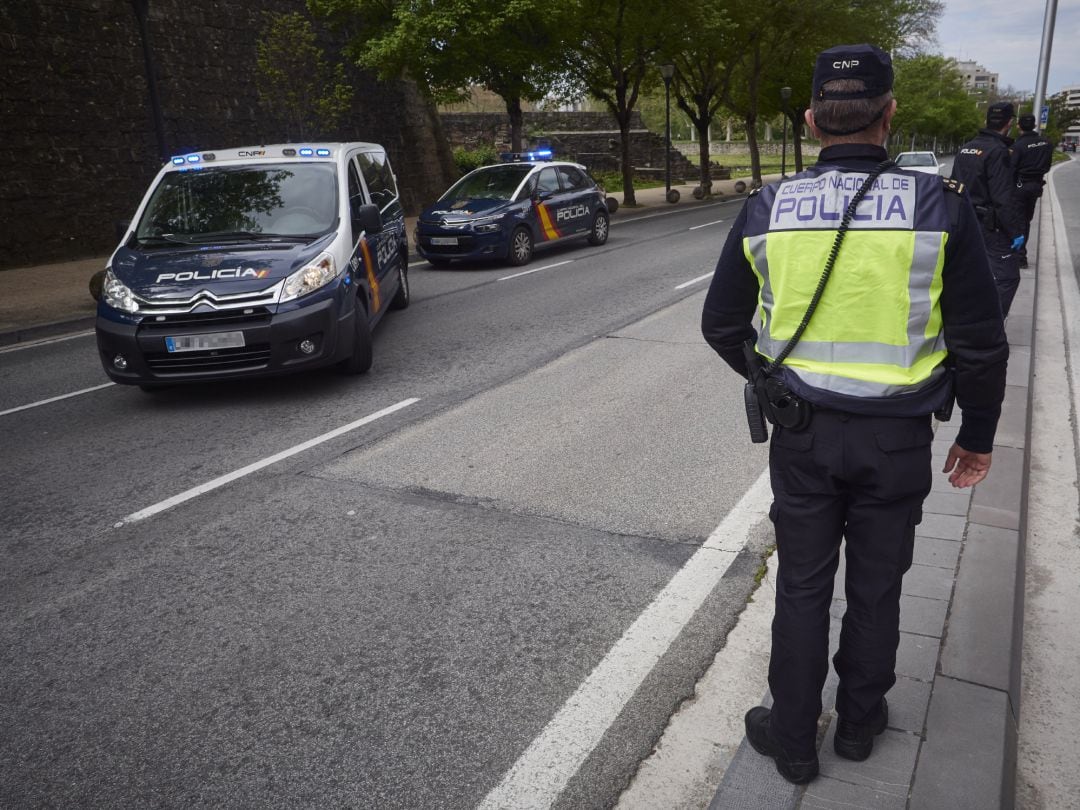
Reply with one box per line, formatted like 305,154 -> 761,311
1019,113 -> 1036,130
986,101 -> 1015,128
813,44 -> 893,100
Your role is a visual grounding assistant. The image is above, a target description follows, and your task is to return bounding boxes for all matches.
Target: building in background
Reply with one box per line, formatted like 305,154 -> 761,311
1059,84 -> 1080,145
955,60 -> 999,94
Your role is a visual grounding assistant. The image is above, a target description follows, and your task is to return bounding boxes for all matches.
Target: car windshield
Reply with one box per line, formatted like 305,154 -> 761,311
135,163 -> 338,242
896,153 -> 936,167
440,165 -> 533,202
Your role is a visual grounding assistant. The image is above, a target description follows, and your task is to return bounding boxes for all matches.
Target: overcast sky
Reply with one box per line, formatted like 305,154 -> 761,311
933,0 -> 1079,95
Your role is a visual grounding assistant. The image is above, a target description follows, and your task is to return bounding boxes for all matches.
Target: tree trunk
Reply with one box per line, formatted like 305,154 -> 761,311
696,118 -> 712,194
619,118 -> 636,206
746,112 -> 760,185
506,96 -> 524,153
791,108 -> 805,173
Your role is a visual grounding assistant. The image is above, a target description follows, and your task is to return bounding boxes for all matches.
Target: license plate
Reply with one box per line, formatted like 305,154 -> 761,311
430,237 -> 458,246
165,331 -> 245,353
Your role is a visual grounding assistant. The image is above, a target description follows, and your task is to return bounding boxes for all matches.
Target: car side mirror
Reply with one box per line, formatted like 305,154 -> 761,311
352,202 -> 382,235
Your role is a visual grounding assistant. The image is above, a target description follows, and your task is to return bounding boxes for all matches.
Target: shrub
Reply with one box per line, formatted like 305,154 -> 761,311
453,145 -> 500,174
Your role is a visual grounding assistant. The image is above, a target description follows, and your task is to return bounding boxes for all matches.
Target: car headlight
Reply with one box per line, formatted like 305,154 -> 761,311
280,252 -> 338,303
470,216 -> 502,233
103,267 -> 140,313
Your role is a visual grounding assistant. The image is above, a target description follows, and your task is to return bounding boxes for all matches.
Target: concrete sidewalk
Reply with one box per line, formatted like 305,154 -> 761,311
0,175 -> 758,347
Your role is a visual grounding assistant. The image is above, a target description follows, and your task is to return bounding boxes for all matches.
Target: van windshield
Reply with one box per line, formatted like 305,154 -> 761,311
135,163 -> 338,243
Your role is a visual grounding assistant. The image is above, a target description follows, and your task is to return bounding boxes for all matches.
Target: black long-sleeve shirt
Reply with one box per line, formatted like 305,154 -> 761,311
951,128 -> 1025,237
701,143 -> 1008,453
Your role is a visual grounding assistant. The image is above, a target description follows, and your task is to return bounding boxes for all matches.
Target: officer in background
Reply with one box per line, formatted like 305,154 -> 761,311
701,44 -> 1008,784
951,102 -> 1026,315
1012,113 -> 1054,268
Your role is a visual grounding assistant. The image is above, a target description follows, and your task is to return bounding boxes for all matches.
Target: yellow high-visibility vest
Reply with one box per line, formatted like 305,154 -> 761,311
743,168 -> 948,398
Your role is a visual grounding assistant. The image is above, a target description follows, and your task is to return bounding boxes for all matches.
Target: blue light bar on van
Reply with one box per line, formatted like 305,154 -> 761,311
171,157 -> 185,165
316,148 -> 331,156
186,155 -> 200,163
299,147 -> 314,156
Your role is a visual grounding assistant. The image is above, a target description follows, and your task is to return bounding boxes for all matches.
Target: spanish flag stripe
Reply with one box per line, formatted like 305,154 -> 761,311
536,204 -> 561,241
360,239 -> 381,313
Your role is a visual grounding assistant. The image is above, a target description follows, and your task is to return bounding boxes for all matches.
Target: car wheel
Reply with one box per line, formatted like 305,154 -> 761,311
389,253 -> 409,310
338,293 -> 373,375
587,210 -> 610,246
507,227 -> 533,266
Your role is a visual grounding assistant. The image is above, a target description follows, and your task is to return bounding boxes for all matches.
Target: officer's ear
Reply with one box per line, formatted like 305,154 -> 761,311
804,108 -> 822,140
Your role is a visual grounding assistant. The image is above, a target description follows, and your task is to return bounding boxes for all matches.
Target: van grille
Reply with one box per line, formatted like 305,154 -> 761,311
145,345 -> 272,374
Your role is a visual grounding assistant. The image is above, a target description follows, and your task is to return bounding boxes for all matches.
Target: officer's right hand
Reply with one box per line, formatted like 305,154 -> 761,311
1011,235 -> 1025,251
943,442 -> 992,488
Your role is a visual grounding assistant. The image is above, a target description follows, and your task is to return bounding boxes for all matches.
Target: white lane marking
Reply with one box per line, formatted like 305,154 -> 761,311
675,272 -> 714,290
498,260 -> 575,282
117,397 -> 420,526
0,329 -> 96,354
689,219 -> 726,231
0,382 -> 116,417
478,468 -> 773,810
610,200 -> 737,227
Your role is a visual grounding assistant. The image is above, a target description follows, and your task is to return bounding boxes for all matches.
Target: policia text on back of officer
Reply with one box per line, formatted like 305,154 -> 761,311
700,43 -> 1008,786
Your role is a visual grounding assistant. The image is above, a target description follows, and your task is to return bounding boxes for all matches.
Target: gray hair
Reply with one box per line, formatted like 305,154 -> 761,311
811,79 -> 893,139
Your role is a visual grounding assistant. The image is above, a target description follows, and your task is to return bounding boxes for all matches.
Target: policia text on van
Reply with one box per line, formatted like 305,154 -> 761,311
94,143 -> 409,387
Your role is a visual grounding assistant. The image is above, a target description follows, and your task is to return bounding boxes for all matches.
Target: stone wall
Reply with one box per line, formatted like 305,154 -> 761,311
0,1 -> 457,271
439,111 -> 719,182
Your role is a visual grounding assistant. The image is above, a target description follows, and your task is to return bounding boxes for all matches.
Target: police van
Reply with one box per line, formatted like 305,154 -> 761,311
95,143 -> 408,387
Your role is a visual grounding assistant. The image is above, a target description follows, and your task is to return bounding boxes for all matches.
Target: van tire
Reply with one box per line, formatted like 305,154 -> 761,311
338,294 -> 373,375
507,227 -> 533,266
587,210 -> 610,245
389,253 -> 410,310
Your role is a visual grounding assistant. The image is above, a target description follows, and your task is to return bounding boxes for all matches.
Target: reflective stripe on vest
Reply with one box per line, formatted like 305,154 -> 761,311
744,170 -> 948,397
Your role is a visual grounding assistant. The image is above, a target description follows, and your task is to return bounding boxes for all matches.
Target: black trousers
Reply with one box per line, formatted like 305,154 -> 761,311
984,229 -> 1021,318
1015,185 -> 1042,258
766,410 -> 933,758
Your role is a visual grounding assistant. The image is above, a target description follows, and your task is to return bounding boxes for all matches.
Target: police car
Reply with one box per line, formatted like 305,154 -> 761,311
95,143 -> 408,387
416,154 -> 610,267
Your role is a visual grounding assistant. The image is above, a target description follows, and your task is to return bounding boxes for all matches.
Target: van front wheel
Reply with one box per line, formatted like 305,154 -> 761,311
338,294 -> 373,375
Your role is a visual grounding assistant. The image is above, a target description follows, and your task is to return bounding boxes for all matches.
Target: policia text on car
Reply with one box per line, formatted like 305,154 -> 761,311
700,44 -> 1008,785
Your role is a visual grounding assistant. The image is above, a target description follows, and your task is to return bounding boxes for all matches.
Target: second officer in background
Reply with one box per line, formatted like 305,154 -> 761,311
1011,113 -> 1054,268
951,102 -> 1026,316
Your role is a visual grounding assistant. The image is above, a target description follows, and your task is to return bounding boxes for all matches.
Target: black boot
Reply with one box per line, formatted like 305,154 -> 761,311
744,706 -> 820,784
833,698 -> 889,761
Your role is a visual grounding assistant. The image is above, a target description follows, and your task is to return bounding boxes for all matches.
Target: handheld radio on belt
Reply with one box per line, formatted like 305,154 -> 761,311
744,160 -> 895,443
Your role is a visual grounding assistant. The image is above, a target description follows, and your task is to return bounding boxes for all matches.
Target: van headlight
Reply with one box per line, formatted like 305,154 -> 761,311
280,252 -> 338,302
103,268 -> 140,313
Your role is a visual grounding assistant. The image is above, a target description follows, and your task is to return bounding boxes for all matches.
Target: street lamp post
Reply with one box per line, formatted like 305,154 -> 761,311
660,63 -> 676,203
780,86 -> 792,179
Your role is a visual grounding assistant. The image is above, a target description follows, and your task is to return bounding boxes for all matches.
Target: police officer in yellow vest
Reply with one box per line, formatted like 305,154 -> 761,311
701,44 -> 1008,784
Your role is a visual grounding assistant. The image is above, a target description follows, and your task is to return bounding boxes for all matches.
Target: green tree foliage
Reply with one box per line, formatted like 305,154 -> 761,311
890,55 -> 981,152
255,12 -> 353,141
308,0 -> 574,152
562,0 -> 680,204
1044,92 -> 1080,145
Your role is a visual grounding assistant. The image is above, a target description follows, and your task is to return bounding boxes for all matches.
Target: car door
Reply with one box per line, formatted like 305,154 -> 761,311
532,166 -> 566,244
554,164 -> 595,236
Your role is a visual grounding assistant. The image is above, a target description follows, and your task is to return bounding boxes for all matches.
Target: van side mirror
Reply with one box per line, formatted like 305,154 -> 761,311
352,202 -> 382,236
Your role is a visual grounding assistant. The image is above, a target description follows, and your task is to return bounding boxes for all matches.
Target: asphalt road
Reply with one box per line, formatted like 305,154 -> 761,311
0,199 -> 774,808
